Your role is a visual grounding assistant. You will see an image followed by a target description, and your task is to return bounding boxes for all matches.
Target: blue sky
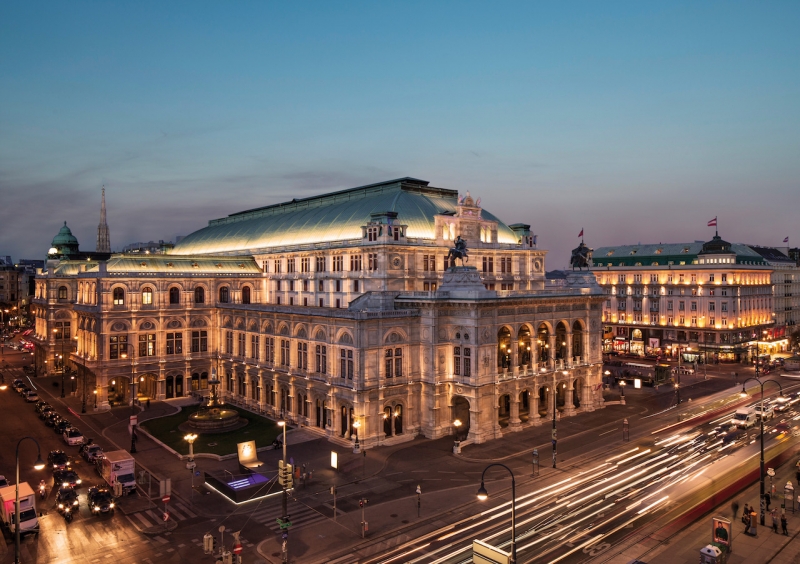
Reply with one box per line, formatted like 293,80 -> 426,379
1,1 -> 798,267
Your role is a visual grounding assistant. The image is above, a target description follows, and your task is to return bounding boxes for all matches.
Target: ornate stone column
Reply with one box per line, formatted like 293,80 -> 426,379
509,393 -> 522,430
531,387 -> 541,425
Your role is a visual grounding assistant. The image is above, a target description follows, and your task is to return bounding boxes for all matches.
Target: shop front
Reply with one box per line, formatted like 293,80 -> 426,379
630,329 -> 644,356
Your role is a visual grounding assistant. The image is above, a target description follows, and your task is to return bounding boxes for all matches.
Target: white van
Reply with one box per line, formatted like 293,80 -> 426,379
733,408 -> 757,429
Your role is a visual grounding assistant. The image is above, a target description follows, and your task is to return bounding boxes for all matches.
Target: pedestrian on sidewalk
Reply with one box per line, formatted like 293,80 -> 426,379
743,510 -> 751,532
765,492 -> 771,511
742,503 -> 750,523
781,513 -> 788,535
771,508 -> 779,533
146,398 -> 150,410
732,500 -> 739,521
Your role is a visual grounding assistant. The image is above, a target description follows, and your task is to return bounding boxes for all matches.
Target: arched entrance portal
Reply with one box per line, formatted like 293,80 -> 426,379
452,396 -> 470,440
573,377 -> 585,408
519,390 -> 530,422
498,394 -> 511,427
538,386 -> 549,417
166,376 -> 174,399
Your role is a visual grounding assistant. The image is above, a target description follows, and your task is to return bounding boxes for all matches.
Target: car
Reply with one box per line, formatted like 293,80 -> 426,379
80,444 -> 104,463
87,487 -> 115,513
754,404 -> 775,420
39,406 -> 55,420
48,450 -> 71,471
54,420 -> 72,435
773,396 -> 792,413
45,412 -> 62,427
63,427 -> 85,446
53,469 -> 82,488
17,385 -> 30,396
55,486 -> 79,514
0,475 -> 8,487
24,390 -> 39,402
34,400 -> 49,412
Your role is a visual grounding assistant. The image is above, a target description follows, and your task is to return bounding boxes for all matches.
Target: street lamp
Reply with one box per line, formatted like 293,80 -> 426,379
53,327 -> 65,397
416,485 -> 422,517
277,412 -> 288,564
15,437 -> 45,564
93,389 -> 98,409
619,379 -> 626,403
453,418 -> 462,453
119,344 -> 138,408
477,463 -> 517,563
740,376 -> 784,526
184,433 -> 198,500
352,419 -> 361,454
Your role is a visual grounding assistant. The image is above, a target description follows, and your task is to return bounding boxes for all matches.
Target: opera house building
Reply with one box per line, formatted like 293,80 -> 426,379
32,178 -> 605,447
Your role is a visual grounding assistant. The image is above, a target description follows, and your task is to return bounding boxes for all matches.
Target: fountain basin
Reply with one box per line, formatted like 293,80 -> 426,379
188,407 -> 242,431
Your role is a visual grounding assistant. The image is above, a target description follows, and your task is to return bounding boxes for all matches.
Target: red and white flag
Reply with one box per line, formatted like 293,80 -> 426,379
578,228 -> 584,238
784,237 -> 789,243
707,217 -> 717,227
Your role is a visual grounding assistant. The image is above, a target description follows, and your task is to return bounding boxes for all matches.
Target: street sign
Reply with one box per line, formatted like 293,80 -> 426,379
233,544 -> 242,555
551,429 -> 557,440
186,461 -> 196,470
162,512 -> 169,521
162,495 -> 171,503
130,415 -> 138,426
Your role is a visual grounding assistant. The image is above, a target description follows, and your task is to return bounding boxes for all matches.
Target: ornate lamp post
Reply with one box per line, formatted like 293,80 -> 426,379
477,463 -> 517,563
277,411 -> 288,564
453,418 -> 462,453
740,377 -> 784,526
352,419 -> 361,454
15,437 -> 45,564
53,327 -> 65,397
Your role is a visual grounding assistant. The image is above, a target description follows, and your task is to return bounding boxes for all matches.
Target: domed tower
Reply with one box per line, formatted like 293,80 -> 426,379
48,222 -> 81,258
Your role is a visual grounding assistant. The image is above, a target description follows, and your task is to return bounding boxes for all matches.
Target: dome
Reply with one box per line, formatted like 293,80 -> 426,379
172,178 -> 519,255
52,222 -> 79,247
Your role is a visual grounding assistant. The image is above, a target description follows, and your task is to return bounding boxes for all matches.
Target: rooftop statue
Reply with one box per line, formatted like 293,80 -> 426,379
447,235 -> 469,267
570,241 -> 593,270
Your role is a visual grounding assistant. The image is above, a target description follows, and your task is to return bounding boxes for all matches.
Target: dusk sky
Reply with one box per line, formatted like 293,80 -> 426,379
2,1 -> 798,268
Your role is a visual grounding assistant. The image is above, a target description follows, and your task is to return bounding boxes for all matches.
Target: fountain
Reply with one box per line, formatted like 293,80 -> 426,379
187,371 -> 243,431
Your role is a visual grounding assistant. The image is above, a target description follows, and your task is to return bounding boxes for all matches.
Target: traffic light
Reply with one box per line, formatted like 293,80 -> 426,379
278,460 -> 284,485
284,463 -> 293,489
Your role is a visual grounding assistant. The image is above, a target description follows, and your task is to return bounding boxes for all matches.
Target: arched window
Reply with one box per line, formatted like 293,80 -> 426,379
58,286 -> 68,300
242,286 -> 251,304
194,287 -> 205,304
219,286 -> 229,303
113,288 -> 125,306
169,287 -> 180,304
142,287 -> 153,305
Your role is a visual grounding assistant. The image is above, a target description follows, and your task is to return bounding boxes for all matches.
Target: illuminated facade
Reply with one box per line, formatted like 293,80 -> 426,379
591,234 -> 786,361
32,178 -> 605,446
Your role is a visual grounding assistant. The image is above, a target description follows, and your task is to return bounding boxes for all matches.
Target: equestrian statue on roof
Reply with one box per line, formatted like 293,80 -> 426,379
447,235 -> 469,267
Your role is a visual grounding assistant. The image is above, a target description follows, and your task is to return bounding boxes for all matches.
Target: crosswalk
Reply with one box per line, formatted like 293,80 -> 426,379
125,499 -> 198,531
248,499 -> 332,533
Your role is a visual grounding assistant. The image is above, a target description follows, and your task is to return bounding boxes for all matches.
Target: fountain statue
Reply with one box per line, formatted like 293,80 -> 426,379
188,369 -> 243,431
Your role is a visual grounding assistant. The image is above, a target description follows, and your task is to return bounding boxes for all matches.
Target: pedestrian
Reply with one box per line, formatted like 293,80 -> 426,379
732,500 -> 740,521
146,398 -> 151,410
743,511 -> 751,532
772,508 -> 779,533
765,492 -> 771,511
781,513 -> 788,535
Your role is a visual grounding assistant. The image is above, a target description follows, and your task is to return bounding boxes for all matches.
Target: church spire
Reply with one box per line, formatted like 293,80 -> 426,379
97,186 -> 111,253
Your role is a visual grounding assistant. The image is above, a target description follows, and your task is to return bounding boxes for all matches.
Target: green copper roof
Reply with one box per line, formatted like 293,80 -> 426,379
86,255 -> 261,274
592,241 -> 766,267
171,178 -> 519,255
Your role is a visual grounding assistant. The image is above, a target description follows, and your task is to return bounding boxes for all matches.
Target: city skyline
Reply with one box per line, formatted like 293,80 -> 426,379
2,1 -> 798,265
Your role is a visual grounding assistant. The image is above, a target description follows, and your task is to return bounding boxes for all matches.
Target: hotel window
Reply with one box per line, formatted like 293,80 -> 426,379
274,258 -> 282,273
315,345 -> 327,374
225,331 -> 233,354
679,301 -> 685,311
482,257 -> 494,273
722,274 -> 727,282
301,257 -> 310,273
618,274 -> 626,284
709,274 -> 715,283
500,257 -> 512,273
710,317 -> 716,326
166,332 -> 182,355
634,313 -> 642,322
262,261 -> 269,272
109,335 -> 127,360
287,258 -> 296,273
650,274 -> 658,283
368,253 -> 378,271
113,287 -> 125,305
250,335 -> 260,360
709,302 -> 716,312
618,300 -> 627,311
633,300 -> 642,311
141,287 -> 153,305
679,274 -> 685,283
316,256 -> 326,272
265,337 -> 274,364
668,316 -> 673,324
691,274 -> 697,283
340,349 -> 354,379
424,254 -> 437,271
633,274 -> 642,283
350,254 -> 362,271
385,348 -> 402,378
721,302 -> 728,312
139,334 -> 156,357
333,256 -> 343,272
691,301 -> 697,311
237,333 -> 246,357
722,317 -> 727,326
667,300 -> 673,311
191,330 -> 207,353
691,316 -> 697,326
280,339 -> 290,366
679,316 -> 685,325
367,227 -> 378,241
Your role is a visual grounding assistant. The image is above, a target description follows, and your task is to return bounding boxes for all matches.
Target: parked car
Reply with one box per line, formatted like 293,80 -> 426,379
0,475 -> 8,487
53,469 -> 82,488
54,420 -> 72,435
39,406 -> 55,420
63,428 -> 85,446
44,412 -> 62,427
34,400 -> 49,412
24,390 -> 39,403
87,487 -> 115,513
80,444 -> 104,463
48,450 -> 71,471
